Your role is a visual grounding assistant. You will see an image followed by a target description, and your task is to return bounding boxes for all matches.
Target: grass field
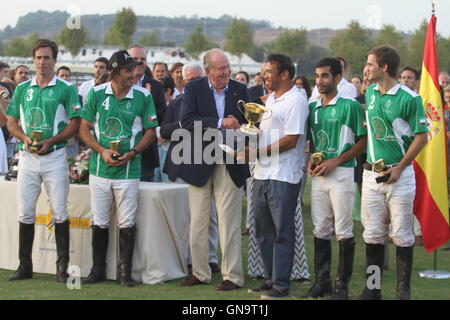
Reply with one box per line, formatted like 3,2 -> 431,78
0,180 -> 449,300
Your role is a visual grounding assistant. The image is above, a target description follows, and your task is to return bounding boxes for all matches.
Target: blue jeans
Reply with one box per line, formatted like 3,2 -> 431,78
253,179 -> 301,291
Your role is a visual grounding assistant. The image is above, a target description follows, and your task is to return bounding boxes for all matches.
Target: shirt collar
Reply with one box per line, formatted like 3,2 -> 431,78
208,78 -> 229,94
272,86 -> 297,102
373,82 -> 401,95
315,92 -> 341,108
30,75 -> 57,87
105,82 -> 134,99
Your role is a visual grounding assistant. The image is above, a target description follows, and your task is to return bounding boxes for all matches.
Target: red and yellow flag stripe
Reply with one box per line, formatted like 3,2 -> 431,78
413,15 -> 450,252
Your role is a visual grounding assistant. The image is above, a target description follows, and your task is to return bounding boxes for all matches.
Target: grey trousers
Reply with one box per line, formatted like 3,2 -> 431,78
253,179 -> 301,291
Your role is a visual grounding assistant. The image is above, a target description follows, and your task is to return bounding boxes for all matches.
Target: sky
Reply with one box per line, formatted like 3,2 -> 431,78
2,0 -> 450,37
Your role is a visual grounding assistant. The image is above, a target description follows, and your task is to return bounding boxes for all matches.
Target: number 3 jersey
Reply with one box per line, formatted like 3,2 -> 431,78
6,76 -> 81,151
308,94 -> 367,167
365,83 -> 428,166
81,82 -> 158,180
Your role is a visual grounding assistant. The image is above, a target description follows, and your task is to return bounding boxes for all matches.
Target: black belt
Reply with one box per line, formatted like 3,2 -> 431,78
362,162 -> 398,172
39,145 -> 65,156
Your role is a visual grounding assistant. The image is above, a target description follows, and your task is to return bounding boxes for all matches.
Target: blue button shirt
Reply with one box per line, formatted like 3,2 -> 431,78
208,79 -> 229,128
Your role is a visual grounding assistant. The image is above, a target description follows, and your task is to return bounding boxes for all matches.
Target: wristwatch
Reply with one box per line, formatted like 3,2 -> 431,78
130,148 -> 139,156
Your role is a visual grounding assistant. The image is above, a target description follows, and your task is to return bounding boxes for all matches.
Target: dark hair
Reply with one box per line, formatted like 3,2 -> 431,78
236,71 -> 250,84
401,66 -> 420,80
95,57 -> 109,66
95,72 -> 110,86
170,62 -> 184,74
57,66 -> 71,75
293,75 -> 312,99
153,62 -> 168,73
0,62 -> 10,71
315,58 -> 343,78
265,54 -> 295,79
144,66 -> 153,78
336,56 -> 347,69
159,76 -> 175,96
368,45 -> 400,78
32,39 -> 58,60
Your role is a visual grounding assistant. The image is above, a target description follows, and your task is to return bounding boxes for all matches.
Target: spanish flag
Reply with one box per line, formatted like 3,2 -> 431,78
413,14 -> 450,252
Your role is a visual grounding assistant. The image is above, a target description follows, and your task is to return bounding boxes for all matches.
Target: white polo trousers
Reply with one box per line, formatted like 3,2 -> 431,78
361,165 -> 416,247
17,148 -> 69,224
89,174 -> 139,229
311,166 -> 355,241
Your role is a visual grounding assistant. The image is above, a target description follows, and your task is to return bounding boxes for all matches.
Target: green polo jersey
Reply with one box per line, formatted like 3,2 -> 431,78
365,83 -> 428,166
6,76 -> 81,151
308,95 -> 367,167
81,82 -> 158,180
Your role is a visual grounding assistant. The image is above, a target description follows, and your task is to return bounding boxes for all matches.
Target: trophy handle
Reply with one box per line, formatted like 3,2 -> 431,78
237,100 -> 246,116
262,108 -> 272,121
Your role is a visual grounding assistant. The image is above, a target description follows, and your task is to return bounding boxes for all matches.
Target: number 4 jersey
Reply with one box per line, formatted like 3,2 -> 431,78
6,76 -> 81,151
81,82 -> 158,180
365,83 -> 428,166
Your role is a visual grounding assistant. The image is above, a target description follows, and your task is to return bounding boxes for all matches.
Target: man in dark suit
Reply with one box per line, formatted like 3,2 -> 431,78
128,45 -> 166,181
176,49 -> 249,291
161,62 -> 222,274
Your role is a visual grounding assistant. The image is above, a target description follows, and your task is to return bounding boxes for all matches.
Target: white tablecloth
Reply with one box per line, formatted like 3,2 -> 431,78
0,178 -> 190,284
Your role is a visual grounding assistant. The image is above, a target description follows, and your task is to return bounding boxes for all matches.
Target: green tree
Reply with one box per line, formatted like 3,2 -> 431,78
55,25 -> 90,57
140,30 -> 159,47
223,18 -> 254,59
437,36 -> 450,73
184,24 -> 217,60
266,29 -> 308,61
3,33 -> 39,57
404,20 -> 428,69
103,7 -> 136,49
329,20 -> 373,77
373,25 -> 407,63
297,45 -> 332,76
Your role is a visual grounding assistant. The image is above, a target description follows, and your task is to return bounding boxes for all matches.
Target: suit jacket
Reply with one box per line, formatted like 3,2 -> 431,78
247,84 -> 265,105
160,94 -> 184,182
179,77 -> 250,188
140,74 -> 166,169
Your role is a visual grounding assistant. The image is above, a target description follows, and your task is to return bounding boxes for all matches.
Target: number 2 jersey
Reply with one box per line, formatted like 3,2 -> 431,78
365,83 -> 428,166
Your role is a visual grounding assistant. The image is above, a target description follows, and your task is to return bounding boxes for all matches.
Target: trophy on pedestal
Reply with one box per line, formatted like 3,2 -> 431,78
109,140 -> 121,160
28,130 -> 43,152
237,100 -> 272,135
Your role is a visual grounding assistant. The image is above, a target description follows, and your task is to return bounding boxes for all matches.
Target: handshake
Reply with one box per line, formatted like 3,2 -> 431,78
221,115 -> 241,130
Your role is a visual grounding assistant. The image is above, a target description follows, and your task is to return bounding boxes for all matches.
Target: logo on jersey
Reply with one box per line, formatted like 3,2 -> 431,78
331,108 -> 336,118
316,130 -> 329,152
48,89 -> 53,97
370,116 -> 387,140
101,117 -> 123,138
26,108 -> 46,129
148,114 -> 157,123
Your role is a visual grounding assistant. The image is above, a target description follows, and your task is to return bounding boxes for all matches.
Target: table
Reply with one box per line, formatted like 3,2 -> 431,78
0,178 -> 190,284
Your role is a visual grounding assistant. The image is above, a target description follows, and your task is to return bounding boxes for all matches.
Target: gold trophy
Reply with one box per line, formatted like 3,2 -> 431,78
373,159 -> 390,183
28,130 -> 43,151
311,152 -> 325,165
237,100 -> 272,135
109,140 -> 121,160
311,152 -> 325,176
